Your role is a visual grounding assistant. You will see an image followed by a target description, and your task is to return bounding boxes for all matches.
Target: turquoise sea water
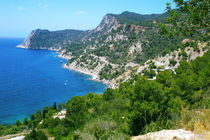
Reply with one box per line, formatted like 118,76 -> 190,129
0,38 -> 107,125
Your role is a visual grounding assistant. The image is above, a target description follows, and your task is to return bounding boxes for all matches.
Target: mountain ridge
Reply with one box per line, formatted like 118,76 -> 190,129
17,11 -> 167,50
17,11 -> 207,88
17,29 -> 84,50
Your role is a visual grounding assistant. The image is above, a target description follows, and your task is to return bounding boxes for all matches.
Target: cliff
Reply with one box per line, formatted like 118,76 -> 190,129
17,29 -> 84,50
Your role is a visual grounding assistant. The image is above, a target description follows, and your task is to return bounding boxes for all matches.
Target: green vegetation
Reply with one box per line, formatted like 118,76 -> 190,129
0,103 -> 65,137
29,29 -> 84,49
137,29 -> 183,62
64,14 -> 185,80
99,64 -> 125,80
169,59 -> 177,66
24,130 -> 48,140
142,68 -> 156,78
158,0 -> 209,40
0,124 -> 26,136
1,0 -> 209,139
1,51 -> 209,139
113,11 -> 169,25
25,11 -> 186,81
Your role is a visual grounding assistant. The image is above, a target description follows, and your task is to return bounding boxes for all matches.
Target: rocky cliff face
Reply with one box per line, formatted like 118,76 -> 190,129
17,30 -> 36,49
94,14 -> 118,32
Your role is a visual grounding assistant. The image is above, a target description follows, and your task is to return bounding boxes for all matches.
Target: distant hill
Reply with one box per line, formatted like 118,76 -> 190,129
18,11 -> 169,50
112,11 -> 169,24
18,29 -> 84,50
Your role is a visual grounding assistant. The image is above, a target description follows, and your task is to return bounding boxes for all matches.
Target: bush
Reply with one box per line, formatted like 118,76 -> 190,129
169,59 -> 177,66
179,51 -> 188,59
24,129 -> 48,140
177,108 -> 210,132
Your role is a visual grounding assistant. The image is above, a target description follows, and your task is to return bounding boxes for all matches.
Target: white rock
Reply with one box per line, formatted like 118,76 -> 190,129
7,136 -> 25,140
131,129 -> 202,140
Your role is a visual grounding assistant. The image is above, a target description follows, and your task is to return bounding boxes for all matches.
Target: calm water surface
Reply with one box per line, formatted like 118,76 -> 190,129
0,38 -> 107,125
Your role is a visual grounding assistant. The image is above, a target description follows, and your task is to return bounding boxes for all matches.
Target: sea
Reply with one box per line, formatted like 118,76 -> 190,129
0,38 -> 107,125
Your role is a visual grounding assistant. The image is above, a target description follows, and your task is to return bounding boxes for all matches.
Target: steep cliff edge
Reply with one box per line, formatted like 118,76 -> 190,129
94,14 -> 118,32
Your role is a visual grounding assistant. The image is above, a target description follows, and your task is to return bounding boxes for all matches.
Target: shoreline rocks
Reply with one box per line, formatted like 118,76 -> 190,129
58,52 -> 116,88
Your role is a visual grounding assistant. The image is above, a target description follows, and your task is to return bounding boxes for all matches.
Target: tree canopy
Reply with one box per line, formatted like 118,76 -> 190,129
158,0 -> 209,40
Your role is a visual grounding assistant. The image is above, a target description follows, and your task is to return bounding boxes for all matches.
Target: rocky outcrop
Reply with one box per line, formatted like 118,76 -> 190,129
17,30 -> 36,49
94,14 -> 118,32
131,129 -> 205,140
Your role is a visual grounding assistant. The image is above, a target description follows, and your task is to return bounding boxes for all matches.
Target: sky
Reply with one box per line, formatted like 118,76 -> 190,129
0,0 -> 173,38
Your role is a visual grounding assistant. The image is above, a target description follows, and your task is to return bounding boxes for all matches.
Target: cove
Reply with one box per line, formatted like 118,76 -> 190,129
0,38 -> 107,125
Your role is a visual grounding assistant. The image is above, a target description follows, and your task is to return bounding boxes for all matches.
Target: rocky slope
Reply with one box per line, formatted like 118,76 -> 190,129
18,11 -> 209,88
131,129 -> 207,140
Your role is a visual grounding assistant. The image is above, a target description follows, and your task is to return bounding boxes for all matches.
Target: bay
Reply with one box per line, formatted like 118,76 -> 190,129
0,38 -> 107,125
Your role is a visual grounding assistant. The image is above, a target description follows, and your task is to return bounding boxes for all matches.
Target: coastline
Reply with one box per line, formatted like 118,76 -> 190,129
57,51 -> 115,88
17,45 -> 61,51
16,45 -> 115,88
17,44 -> 29,49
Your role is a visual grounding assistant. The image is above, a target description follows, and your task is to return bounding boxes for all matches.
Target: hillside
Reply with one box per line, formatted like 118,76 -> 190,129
17,29 -> 84,50
1,50 -> 209,140
3,0 -> 210,139
18,11 -> 194,88
112,11 -> 169,24
56,11 -> 207,88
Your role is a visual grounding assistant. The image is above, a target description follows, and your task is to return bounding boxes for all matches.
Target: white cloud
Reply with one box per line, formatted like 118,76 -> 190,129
17,6 -> 26,11
75,10 -> 86,15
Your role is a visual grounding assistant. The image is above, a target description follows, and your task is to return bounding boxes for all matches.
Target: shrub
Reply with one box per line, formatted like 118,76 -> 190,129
169,59 -> 177,66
